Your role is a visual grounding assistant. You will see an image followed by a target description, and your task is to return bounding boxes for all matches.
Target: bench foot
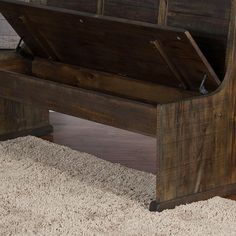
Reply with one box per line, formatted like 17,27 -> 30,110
149,200 -> 160,212
150,183 -> 236,212
0,99 -> 53,141
0,125 -> 53,141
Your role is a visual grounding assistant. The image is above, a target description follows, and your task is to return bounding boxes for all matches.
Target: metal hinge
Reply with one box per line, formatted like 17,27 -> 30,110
16,37 -> 24,54
199,74 -> 209,95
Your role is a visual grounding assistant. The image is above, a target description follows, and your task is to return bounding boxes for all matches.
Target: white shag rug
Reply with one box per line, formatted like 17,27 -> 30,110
0,136 -> 236,236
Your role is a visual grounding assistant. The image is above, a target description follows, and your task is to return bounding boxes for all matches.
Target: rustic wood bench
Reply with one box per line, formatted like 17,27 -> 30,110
0,0 -> 236,211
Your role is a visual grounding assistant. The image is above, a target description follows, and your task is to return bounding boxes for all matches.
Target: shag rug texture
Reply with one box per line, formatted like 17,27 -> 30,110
0,136 -> 236,236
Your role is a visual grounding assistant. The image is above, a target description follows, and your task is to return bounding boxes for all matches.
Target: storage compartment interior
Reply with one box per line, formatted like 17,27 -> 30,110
0,50 -> 198,105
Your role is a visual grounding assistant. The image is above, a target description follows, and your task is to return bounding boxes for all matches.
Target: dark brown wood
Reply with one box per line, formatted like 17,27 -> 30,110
0,123 -> 53,141
166,0 -> 231,79
0,50 -> 31,73
151,183 -> 236,211
0,97 -> 53,140
0,51 -> 52,140
153,0 -> 236,210
103,0 -> 159,23
47,0 -> 97,13
0,0 -> 220,92
0,0 -> 236,211
32,58 -> 198,104
43,0 -> 231,80
0,70 -> 157,136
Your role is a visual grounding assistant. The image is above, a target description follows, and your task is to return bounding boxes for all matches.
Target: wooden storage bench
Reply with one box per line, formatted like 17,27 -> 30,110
0,0 -> 236,211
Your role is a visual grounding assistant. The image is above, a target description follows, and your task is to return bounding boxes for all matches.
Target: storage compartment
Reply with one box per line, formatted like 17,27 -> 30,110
0,0 -> 221,98
0,0 -> 225,133
45,0 -> 231,80
0,51 -> 197,105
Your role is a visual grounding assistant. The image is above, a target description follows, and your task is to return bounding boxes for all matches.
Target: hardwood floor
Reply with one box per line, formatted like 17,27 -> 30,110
42,112 -> 236,200
43,112 -> 157,174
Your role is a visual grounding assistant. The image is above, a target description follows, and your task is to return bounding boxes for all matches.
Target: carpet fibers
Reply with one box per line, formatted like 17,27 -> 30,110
0,136 -> 236,235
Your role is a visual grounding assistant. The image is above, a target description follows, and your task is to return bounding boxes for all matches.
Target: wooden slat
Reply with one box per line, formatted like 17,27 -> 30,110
0,51 -> 31,73
158,0 -> 168,25
166,0 -> 231,79
0,50 -> 52,140
97,0 -> 105,15
103,0 -> 159,23
32,58 -> 198,104
47,0 -> 97,13
168,0 -> 231,21
0,0 -> 220,92
0,70 -> 157,136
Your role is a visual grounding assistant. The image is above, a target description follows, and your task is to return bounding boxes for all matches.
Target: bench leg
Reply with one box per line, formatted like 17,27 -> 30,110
150,100 -> 236,212
0,98 -> 53,141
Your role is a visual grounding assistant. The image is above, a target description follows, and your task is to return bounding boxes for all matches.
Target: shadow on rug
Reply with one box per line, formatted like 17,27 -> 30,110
0,136 -> 235,235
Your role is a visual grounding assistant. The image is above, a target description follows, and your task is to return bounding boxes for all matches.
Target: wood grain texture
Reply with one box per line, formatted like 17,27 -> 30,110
0,51 -> 52,138
32,58 -> 198,104
0,0 -> 220,92
37,0 -> 230,80
153,0 -> 236,210
166,0 -> 231,79
0,50 -> 31,73
0,0 -> 236,211
0,70 -> 157,136
47,0 -> 97,13
0,98 -> 52,139
103,0 -> 159,23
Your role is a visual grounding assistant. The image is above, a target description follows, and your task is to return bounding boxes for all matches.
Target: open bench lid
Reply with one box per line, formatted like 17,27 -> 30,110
0,0 -> 221,93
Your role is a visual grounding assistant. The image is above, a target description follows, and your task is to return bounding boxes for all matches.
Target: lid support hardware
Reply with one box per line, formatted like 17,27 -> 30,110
199,74 -> 209,95
150,40 -> 188,90
16,37 -> 23,54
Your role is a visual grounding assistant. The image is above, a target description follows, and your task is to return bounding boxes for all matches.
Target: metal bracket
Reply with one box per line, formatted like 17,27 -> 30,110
199,74 -> 209,95
15,38 -> 34,60
16,37 -> 23,54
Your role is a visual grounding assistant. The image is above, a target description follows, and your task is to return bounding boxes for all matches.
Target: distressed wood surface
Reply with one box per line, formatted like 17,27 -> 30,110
103,0 -> 159,23
166,0 -> 231,79
0,50 -> 52,139
32,58 -> 198,104
43,0 -> 231,81
42,0 -> 236,210
0,0 -> 220,92
47,0 -> 97,13
153,0 -> 236,210
0,50 -> 31,73
48,0 -> 160,23
0,70 -> 157,136
0,98 -> 52,140
0,0 -> 235,211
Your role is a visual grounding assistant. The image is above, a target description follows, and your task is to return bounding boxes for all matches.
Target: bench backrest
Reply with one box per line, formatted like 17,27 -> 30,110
46,0 -> 232,80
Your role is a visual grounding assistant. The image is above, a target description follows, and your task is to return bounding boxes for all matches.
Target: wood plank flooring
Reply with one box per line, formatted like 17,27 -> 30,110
43,112 -> 157,174
42,112 -> 236,200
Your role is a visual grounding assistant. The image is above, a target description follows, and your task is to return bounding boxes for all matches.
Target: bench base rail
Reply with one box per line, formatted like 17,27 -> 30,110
150,183 -> 236,212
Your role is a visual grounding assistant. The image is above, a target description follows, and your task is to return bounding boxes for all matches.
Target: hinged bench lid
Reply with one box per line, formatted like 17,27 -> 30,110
0,0 -> 221,92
